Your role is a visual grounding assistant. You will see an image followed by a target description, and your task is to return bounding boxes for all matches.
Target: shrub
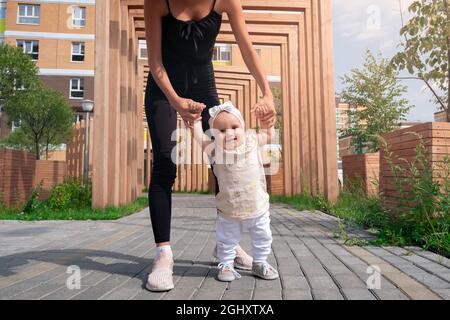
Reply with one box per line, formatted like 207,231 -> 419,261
47,177 -> 92,210
22,181 -> 44,214
381,135 -> 450,256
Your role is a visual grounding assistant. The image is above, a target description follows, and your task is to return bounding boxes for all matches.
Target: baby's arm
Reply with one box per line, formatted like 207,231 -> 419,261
193,119 -> 214,154
255,105 -> 275,146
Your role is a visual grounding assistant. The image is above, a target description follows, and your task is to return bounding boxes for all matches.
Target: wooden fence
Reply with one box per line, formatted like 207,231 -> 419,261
0,148 -> 68,207
0,148 -> 36,207
33,160 -> 67,200
342,153 -> 380,196
66,118 -> 93,179
380,122 -> 450,210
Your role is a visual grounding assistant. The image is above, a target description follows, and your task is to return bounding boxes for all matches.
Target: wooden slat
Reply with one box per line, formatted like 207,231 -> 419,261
93,0 -> 339,207
380,123 -> 450,211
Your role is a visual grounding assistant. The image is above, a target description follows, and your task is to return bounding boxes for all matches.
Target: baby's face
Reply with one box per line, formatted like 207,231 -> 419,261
212,111 -> 245,150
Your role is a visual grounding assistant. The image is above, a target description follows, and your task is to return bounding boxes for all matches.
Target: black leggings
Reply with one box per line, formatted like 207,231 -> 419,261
144,65 -> 220,244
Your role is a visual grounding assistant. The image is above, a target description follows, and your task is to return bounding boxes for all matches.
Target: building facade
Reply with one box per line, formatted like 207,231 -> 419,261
4,1 -> 281,139
0,1 -> 5,44
4,0 -> 95,118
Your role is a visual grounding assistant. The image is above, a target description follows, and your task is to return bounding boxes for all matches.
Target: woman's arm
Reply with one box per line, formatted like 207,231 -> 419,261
144,0 -> 179,106
224,0 -> 276,126
144,0 -> 205,128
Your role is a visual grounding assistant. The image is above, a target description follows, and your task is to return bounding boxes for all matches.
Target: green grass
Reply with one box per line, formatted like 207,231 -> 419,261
270,191 -> 450,258
0,196 -> 148,221
271,191 -> 388,230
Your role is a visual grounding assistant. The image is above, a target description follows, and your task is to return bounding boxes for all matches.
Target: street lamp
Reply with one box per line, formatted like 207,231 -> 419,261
81,99 -> 94,186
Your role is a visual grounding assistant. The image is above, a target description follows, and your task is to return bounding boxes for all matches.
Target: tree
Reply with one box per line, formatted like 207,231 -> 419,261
0,44 -> 40,102
340,50 -> 412,154
1,84 -> 74,159
391,0 -> 449,121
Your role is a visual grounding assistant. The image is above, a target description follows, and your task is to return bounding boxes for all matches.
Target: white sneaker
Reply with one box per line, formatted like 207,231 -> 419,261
212,244 -> 253,271
146,252 -> 175,292
217,262 -> 242,282
252,261 -> 279,280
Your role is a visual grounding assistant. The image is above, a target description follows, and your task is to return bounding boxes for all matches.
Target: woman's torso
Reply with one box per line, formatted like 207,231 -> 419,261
146,0 -> 223,99
212,131 -> 270,220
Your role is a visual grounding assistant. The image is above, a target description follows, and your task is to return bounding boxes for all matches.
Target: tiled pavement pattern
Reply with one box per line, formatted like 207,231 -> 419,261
0,194 -> 449,300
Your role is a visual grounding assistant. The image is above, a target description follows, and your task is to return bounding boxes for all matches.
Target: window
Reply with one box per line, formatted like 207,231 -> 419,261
16,40 -> 39,60
138,39 -> 148,60
70,78 -> 84,99
72,7 -> 86,27
17,4 -> 40,24
212,44 -> 231,62
71,42 -> 85,62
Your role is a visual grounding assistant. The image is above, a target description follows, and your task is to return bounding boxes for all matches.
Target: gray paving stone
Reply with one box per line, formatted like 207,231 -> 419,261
222,288 -> 253,300
40,286 -> 89,300
282,289 -> 313,300
312,289 -> 344,300
277,265 -> 303,276
308,275 -> 339,291
433,289 -> 450,300
130,289 -> 164,300
70,284 -> 118,300
11,283 -> 63,300
333,273 -> 368,289
373,288 -> 410,300
280,275 -> 309,290
163,287 -> 197,300
341,288 -> 377,300
194,287 -> 226,300
252,288 -> 282,300
0,194 -> 448,300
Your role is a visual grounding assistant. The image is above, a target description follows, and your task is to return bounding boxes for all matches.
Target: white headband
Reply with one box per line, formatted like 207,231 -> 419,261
208,101 -> 245,132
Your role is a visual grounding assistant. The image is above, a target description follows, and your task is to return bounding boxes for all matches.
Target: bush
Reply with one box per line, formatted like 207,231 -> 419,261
381,136 -> 450,256
22,181 -> 44,214
47,177 -> 92,210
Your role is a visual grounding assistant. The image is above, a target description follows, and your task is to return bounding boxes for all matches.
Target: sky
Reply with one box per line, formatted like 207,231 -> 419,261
333,0 -> 440,122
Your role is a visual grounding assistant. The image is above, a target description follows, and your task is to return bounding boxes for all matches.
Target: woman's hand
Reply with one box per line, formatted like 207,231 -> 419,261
251,95 -> 276,127
169,97 -> 206,129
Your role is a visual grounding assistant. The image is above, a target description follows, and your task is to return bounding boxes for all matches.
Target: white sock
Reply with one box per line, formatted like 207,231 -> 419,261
156,245 -> 173,258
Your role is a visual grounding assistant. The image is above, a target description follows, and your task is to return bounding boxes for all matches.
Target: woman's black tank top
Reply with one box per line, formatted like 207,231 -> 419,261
148,0 -> 223,96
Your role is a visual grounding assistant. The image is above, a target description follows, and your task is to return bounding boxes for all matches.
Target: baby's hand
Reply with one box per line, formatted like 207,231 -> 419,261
188,100 -> 206,115
251,103 -> 267,119
253,104 -> 274,129
252,103 -> 275,129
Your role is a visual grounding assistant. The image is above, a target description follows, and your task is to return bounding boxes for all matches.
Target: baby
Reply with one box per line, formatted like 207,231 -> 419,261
192,100 -> 279,282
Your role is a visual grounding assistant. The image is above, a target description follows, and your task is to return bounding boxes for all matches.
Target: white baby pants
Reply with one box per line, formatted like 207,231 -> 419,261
216,211 -> 272,264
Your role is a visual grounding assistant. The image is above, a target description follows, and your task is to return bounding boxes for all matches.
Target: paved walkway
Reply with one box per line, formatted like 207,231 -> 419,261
0,194 -> 449,300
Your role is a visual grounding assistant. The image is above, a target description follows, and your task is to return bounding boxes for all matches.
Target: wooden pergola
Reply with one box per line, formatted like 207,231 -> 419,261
92,0 -> 338,208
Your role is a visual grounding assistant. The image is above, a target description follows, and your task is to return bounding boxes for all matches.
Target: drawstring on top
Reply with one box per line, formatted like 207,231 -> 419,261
179,21 -> 204,52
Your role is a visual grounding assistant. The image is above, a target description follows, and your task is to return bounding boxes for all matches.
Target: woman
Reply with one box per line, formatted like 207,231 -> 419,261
144,0 -> 277,291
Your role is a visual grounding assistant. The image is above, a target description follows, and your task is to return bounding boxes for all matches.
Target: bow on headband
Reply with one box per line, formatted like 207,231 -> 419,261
208,101 -> 245,131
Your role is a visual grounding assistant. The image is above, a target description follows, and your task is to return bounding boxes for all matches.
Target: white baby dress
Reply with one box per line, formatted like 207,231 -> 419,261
212,130 -> 270,220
